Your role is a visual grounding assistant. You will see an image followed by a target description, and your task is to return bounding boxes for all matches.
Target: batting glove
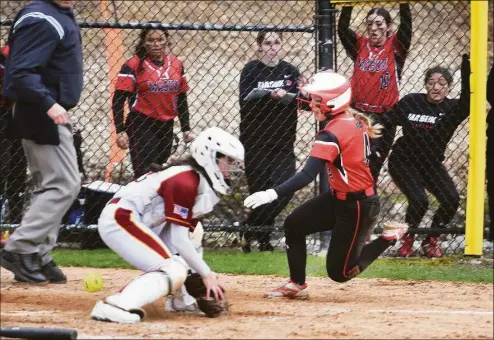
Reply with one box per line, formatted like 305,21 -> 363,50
244,189 -> 278,209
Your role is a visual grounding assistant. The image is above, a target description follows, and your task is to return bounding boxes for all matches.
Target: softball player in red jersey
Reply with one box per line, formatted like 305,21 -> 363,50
244,71 -> 408,298
90,127 -> 244,323
338,4 -> 412,181
112,26 -> 194,178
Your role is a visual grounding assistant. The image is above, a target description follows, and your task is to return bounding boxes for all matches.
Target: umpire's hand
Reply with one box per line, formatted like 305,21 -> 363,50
47,103 -> 69,125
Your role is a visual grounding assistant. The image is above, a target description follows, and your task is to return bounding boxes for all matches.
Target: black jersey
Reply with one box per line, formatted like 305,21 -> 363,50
239,60 -> 301,149
390,55 -> 470,164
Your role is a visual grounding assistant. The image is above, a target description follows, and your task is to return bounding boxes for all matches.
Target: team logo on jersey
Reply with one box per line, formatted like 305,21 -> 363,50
407,113 -> 438,124
358,57 -> 388,73
173,204 -> 189,219
148,79 -> 180,93
257,80 -> 285,89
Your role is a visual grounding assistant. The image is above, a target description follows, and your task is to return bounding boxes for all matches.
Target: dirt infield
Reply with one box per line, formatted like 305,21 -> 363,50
1,267 -> 493,339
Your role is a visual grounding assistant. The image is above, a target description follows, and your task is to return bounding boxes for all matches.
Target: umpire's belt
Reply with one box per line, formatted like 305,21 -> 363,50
331,186 -> 375,201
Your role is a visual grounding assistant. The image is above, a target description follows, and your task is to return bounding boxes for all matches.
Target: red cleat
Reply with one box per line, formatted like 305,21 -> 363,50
422,237 -> 443,258
265,280 -> 308,299
398,235 -> 416,257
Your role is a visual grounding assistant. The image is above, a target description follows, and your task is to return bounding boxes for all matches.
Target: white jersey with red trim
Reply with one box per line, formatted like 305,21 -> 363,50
112,165 -> 219,230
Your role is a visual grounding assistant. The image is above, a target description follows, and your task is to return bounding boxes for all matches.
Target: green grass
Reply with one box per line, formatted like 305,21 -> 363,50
51,249 -> 493,283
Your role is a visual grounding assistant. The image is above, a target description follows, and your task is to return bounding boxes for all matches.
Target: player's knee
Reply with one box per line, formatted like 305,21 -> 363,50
327,271 -> 351,283
410,194 -> 429,212
444,192 -> 460,210
326,266 -> 355,283
159,259 -> 188,294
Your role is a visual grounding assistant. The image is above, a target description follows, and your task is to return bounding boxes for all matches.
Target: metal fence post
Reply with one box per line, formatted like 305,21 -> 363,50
465,0 -> 488,256
316,0 -> 336,195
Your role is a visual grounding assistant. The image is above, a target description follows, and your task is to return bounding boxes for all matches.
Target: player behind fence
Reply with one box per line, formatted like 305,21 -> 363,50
239,31 -> 305,252
113,23 -> 194,179
388,54 -> 470,258
90,127 -> 244,323
338,4 -> 412,182
244,71 -> 408,298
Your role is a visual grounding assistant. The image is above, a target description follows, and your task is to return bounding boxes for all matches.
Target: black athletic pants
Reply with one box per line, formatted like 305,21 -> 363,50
0,105 -> 27,223
388,153 -> 460,237
487,124 -> 494,241
284,191 -> 388,285
368,111 -> 397,184
244,144 -> 296,245
126,110 -> 175,179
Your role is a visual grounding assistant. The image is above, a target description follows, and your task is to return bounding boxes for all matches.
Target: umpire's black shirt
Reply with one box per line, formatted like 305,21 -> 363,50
4,0 -> 83,145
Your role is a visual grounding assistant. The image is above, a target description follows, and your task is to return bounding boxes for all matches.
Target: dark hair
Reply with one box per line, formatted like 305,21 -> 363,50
135,21 -> 170,72
149,156 -> 213,188
256,31 -> 283,46
366,8 -> 392,26
424,66 -> 453,86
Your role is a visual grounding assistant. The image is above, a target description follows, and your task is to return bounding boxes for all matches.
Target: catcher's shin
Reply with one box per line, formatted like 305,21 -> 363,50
183,273 -> 229,318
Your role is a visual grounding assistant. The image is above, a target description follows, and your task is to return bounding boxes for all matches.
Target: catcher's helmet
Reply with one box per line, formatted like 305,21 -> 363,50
190,127 -> 244,195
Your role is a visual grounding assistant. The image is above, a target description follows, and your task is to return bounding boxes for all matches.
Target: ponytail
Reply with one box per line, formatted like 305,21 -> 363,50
349,108 -> 383,138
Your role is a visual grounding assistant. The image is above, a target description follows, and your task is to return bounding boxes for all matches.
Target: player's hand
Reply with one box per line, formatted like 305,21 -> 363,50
183,131 -> 196,143
116,132 -> 129,149
271,88 -> 287,99
47,103 -> 69,125
297,75 -> 309,97
244,189 -> 278,209
202,272 -> 225,301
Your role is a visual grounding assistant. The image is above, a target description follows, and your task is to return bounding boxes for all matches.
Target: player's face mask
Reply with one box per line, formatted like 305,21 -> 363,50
216,155 -> 244,193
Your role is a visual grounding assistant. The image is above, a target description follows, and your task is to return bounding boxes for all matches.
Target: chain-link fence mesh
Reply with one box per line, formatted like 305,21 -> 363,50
0,1 -> 492,257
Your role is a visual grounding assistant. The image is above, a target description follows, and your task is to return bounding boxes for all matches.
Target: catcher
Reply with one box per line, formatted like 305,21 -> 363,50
90,127 -> 243,323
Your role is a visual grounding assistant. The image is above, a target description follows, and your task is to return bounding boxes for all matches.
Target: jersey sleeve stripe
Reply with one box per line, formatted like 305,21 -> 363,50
117,73 -> 136,80
311,141 -> 340,162
166,216 -> 193,230
13,12 -> 64,40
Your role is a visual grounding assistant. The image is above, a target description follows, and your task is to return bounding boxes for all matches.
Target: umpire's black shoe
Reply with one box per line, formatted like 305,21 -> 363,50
41,261 -> 67,284
0,250 -> 47,283
259,242 -> 274,252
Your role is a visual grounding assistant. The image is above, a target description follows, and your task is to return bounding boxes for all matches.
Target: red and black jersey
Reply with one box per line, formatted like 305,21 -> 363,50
338,5 -> 412,114
115,53 -> 189,121
0,45 -> 10,106
310,114 -> 374,192
350,34 -> 405,113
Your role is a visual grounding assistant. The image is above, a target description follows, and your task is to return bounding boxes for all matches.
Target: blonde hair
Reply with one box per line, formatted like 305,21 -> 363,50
348,108 -> 383,139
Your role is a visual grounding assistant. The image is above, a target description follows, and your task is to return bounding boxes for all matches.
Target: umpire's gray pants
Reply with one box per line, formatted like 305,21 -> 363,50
5,125 -> 81,265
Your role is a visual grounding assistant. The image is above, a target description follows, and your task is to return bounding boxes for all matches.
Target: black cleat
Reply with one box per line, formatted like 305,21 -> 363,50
41,260 -> 67,284
259,242 -> 274,252
1,250 -> 47,283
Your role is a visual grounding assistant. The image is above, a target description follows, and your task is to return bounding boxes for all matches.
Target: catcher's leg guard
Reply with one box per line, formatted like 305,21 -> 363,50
92,260 -> 187,323
164,285 -> 200,313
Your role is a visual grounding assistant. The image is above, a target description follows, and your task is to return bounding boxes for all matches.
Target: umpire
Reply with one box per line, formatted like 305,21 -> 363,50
1,0 -> 83,284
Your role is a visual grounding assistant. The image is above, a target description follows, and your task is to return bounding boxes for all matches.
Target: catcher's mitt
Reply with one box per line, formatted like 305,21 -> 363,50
184,273 -> 229,318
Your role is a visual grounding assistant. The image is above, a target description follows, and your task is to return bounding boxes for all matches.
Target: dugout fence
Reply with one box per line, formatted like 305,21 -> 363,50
0,1 -> 491,256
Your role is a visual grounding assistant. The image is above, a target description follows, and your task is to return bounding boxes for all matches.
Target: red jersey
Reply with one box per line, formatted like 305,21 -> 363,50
310,114 -> 374,192
0,45 -> 10,105
351,34 -> 405,113
115,53 -> 189,121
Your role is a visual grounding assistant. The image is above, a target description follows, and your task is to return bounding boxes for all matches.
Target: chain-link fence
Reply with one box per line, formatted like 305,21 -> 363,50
0,1 -> 492,257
